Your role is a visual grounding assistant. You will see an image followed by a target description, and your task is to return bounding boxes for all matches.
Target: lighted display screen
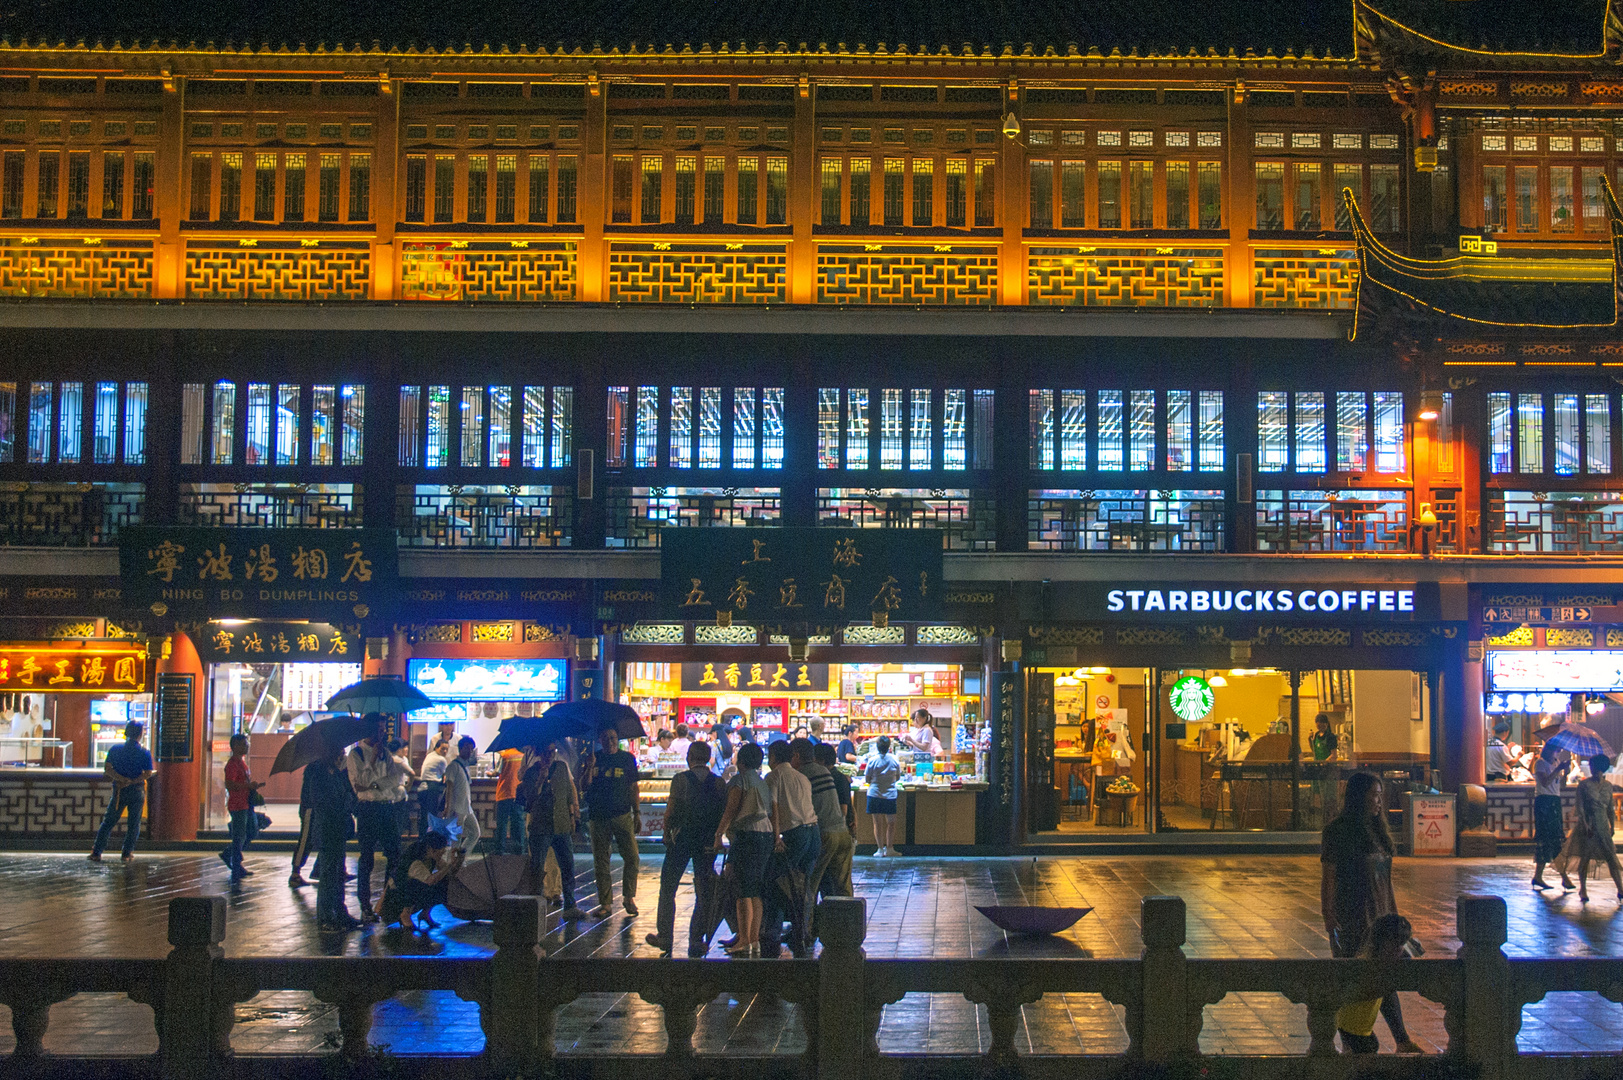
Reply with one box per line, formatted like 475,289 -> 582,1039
407,657 -> 568,702
1485,651 -> 1623,693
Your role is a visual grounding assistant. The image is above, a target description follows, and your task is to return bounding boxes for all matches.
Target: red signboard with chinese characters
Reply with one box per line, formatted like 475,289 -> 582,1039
0,645 -> 148,693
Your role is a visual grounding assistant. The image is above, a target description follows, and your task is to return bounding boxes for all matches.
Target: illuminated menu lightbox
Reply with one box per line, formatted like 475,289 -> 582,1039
1485,651 -> 1623,693
407,657 -> 568,702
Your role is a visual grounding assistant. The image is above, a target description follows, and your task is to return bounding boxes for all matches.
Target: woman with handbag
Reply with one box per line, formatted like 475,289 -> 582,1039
1571,753 -> 1623,904
524,742 -> 587,921
1320,771 -> 1421,1055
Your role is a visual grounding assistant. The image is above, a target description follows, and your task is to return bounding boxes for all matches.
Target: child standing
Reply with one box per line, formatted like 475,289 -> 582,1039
1335,913 -> 1416,1054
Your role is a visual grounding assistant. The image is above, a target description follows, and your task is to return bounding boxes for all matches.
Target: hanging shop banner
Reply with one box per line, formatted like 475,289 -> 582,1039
192,622 -> 360,665
680,661 -> 828,693
120,527 -> 398,623
660,528 -> 945,622
1073,581 -> 1439,622
0,644 -> 148,692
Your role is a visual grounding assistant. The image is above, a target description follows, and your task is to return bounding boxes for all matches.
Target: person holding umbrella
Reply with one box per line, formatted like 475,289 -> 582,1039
1533,743 -> 1576,892
306,746 -> 362,931
347,714 -> 410,922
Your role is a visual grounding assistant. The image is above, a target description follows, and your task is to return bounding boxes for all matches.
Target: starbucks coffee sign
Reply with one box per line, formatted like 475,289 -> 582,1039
1169,676 -> 1215,722
1087,582 -> 1437,622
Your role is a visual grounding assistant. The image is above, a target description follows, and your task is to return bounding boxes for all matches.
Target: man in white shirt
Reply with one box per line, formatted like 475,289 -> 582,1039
416,734 -> 451,837
442,736 -> 480,855
346,717 -> 409,920
763,739 -> 821,956
1485,722 -> 1518,781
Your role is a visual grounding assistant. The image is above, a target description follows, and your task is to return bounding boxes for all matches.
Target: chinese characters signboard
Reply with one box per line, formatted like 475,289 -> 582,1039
680,662 -> 828,693
659,529 -> 944,623
156,673 -> 194,764
120,528 -> 397,624
192,623 -> 360,665
0,646 -> 147,693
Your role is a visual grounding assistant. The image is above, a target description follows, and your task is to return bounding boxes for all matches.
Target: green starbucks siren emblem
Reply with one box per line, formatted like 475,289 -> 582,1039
1169,675 -> 1215,723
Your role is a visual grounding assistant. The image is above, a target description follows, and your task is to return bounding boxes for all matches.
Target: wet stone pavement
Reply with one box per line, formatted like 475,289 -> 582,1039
0,851 -> 1620,1058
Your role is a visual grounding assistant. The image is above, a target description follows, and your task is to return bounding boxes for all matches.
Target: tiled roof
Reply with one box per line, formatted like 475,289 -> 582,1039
0,0 -> 1357,58
1358,0 -> 1616,60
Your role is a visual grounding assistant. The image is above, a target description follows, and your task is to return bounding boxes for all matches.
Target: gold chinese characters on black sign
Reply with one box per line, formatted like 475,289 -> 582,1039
659,529 -> 944,622
192,622 -> 360,664
120,527 -> 397,624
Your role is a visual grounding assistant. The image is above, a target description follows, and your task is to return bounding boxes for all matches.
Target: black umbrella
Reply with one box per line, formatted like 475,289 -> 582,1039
538,697 -> 648,741
270,715 -> 377,776
484,713 -> 585,755
326,676 -> 433,716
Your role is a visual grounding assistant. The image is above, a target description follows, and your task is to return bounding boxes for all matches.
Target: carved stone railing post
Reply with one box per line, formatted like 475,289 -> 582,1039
159,896 -> 227,1080
816,896 -> 868,1080
1139,895 -> 1193,1060
963,974 -> 1042,1068
5,995 -> 52,1061
488,895 -> 545,1075
1457,894 -> 1512,1080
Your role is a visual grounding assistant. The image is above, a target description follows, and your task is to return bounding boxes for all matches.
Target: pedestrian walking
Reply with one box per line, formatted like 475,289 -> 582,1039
347,715 -> 409,922
89,721 -> 153,863
219,733 -> 263,880
584,726 -> 641,916
306,747 -> 361,931
796,738 -> 853,899
493,747 -> 530,855
1320,771 -> 1421,1055
764,739 -> 820,957
1532,744 -> 1575,892
864,736 -> 902,856
647,741 -> 728,956
523,741 -> 587,920
416,733 -> 452,838
1571,753 -> 1623,904
288,752 -> 318,887
713,741 -> 774,958
444,736 -> 481,854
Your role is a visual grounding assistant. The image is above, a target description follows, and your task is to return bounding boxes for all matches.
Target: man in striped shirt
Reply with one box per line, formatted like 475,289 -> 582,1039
792,737 -> 853,899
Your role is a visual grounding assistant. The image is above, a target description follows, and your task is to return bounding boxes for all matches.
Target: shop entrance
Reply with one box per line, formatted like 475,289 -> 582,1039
1027,665 -> 1434,837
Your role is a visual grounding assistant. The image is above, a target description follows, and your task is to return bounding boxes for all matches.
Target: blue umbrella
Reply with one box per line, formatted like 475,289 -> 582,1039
1541,722 -> 1614,759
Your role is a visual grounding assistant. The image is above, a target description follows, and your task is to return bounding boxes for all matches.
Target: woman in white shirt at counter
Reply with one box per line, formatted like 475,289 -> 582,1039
905,710 -> 942,756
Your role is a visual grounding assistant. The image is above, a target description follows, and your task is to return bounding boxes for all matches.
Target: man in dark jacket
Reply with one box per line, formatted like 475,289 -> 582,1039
307,747 -> 361,931
646,741 -> 728,956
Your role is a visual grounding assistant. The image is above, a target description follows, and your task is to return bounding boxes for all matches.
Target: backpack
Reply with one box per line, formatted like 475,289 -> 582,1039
683,770 -> 729,843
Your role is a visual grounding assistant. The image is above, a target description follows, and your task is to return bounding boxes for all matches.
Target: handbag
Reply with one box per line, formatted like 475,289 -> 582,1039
248,788 -> 266,807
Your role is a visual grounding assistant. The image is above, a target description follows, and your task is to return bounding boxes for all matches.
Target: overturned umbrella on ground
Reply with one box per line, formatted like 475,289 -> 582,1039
445,853 -> 535,922
269,715 -> 377,776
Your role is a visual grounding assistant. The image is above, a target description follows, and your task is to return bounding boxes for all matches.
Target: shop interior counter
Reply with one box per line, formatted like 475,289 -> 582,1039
851,781 -> 986,848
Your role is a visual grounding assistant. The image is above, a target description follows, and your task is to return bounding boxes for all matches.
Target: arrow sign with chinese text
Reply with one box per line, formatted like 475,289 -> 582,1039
659,528 -> 945,623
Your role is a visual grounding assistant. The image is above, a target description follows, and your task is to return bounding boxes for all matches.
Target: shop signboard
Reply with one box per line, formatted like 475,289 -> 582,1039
192,622 -> 359,665
1406,792 -> 1456,857
408,657 -> 569,703
1168,675 -> 1215,722
1486,650 -> 1623,693
120,527 -> 398,624
1077,581 -> 1439,622
0,644 -> 147,693
660,528 -> 945,622
680,661 -> 828,693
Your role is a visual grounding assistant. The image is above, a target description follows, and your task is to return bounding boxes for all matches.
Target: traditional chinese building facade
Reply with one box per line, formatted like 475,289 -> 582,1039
1,1 -> 1621,848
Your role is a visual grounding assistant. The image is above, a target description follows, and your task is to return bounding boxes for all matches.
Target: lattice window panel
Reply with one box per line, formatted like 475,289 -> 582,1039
817,488 -> 996,551
695,624 -> 761,645
0,482 -> 144,546
396,485 -> 572,548
1027,489 -> 1226,552
0,241 -> 153,299
399,243 -> 578,302
184,245 -> 370,300
917,625 -> 979,645
817,245 -> 997,305
1487,491 -> 1623,554
605,487 -> 780,549
1027,248 -> 1225,307
1546,628 -> 1594,647
1255,490 -> 1412,553
1252,248 -> 1358,309
177,484 -> 362,530
843,625 -> 906,645
767,634 -> 833,645
621,623 -> 686,644
608,244 -> 787,303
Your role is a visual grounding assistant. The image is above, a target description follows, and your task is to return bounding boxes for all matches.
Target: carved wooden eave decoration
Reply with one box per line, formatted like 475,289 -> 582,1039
1355,0 -> 1623,70
1346,182 -> 1623,341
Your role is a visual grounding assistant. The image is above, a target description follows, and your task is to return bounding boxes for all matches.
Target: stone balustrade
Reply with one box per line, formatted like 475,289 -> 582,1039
0,892 -> 1615,1080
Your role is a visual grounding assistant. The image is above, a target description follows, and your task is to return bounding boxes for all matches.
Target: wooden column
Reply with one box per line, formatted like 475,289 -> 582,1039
150,631 -> 204,842
790,76 -> 816,303
153,79 -> 187,299
998,82 -> 1025,306
578,77 -> 607,302
371,77 -> 399,300
1225,82 -> 1253,309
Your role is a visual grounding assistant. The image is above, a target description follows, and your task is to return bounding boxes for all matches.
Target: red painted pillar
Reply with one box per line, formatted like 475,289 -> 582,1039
151,632 -> 205,842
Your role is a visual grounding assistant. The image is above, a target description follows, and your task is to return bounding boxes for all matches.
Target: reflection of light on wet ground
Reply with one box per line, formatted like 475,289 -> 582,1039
0,852 -> 1620,1056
